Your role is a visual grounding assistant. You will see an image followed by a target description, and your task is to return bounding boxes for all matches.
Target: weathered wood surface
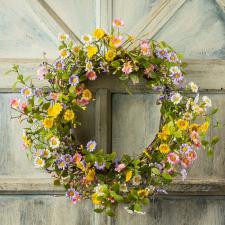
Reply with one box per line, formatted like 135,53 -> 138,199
113,196 -> 225,225
0,195 -> 95,225
1,0 -> 225,224
155,0 -> 225,58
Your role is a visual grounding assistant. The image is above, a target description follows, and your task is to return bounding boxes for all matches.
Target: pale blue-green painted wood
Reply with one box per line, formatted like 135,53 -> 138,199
155,0 -> 225,59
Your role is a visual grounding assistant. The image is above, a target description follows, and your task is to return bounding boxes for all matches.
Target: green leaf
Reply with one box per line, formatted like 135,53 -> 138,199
119,74 -> 129,81
133,203 -> 142,212
130,74 -> 139,84
106,208 -> 115,217
53,180 -> 61,186
211,136 -> 219,145
94,208 -> 104,213
162,172 -> 172,180
111,60 -> 121,68
152,167 -> 160,175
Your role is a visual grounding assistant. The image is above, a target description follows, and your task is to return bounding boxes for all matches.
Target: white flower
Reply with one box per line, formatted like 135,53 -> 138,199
192,103 -> 204,114
34,157 -> 45,168
124,207 -> 134,214
134,210 -> 146,215
59,49 -> 69,59
202,96 -> 212,107
81,34 -> 92,44
194,93 -> 199,103
49,136 -> 60,149
183,112 -> 193,120
169,66 -> 181,74
58,33 -> 69,42
171,92 -> 182,105
43,149 -> 51,159
186,98 -> 192,110
85,61 -> 93,71
189,82 -> 198,93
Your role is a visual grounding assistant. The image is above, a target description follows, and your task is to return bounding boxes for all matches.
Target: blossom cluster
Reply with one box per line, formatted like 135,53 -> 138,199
9,18 -> 218,216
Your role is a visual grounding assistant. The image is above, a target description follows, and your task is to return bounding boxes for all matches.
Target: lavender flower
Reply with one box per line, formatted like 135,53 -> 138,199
21,87 -> 33,98
167,52 -> 178,62
69,74 -> 79,86
155,48 -> 168,59
54,59 -> 66,70
94,161 -> 106,170
86,140 -> 97,152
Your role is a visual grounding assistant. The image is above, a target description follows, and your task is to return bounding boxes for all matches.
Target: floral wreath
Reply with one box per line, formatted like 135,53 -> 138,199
9,18 -> 219,216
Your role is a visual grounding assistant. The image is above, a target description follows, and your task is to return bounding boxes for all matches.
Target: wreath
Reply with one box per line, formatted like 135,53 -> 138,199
9,18 -> 219,216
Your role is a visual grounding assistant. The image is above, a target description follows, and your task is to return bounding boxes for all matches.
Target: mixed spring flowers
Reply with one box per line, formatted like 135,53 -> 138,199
9,18 -> 219,216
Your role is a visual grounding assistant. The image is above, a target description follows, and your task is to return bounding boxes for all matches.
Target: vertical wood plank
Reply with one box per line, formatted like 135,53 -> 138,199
93,89 -> 112,225
95,89 -> 112,153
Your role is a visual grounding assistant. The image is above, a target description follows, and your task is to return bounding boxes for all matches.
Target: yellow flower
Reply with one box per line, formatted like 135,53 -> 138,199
137,189 -> 149,198
125,170 -> 133,182
162,125 -> 171,135
200,121 -> 209,133
82,89 -> 92,100
176,119 -> 189,130
43,117 -> 54,129
93,28 -> 105,39
64,109 -> 75,121
22,134 -> 31,147
158,144 -> 170,153
47,103 -> 63,118
86,169 -> 95,182
189,123 -> 199,133
92,193 -> 101,205
86,45 -> 98,58
72,45 -> 80,54
105,49 -> 116,61
158,132 -> 168,141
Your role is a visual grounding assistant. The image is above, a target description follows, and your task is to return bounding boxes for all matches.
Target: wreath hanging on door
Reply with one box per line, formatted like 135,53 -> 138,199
9,19 -> 219,216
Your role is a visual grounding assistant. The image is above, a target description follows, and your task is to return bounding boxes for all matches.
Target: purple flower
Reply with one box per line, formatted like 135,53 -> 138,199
21,87 -> 33,98
56,156 -> 67,170
94,161 -> 106,170
69,74 -> 79,86
34,88 -> 43,97
86,140 -> 97,152
180,143 -> 192,154
63,154 -> 72,164
66,188 -> 81,204
155,48 -> 168,59
167,52 -> 178,62
37,66 -> 48,80
54,59 -> 65,70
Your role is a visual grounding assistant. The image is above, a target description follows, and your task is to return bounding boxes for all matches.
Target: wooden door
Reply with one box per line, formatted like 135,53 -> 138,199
0,0 -> 225,225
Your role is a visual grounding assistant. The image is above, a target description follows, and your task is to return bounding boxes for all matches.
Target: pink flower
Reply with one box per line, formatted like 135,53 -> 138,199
72,153 -> 82,164
115,163 -> 126,172
167,152 -> 180,165
86,71 -> 97,80
190,131 -> 201,148
110,36 -> 123,48
122,62 -> 133,75
112,18 -> 124,28
181,157 -> 192,168
50,92 -> 60,101
20,102 -> 28,111
76,84 -> 84,95
76,98 -> 89,106
10,98 -> 20,109
140,40 -> 151,56
144,65 -> 154,76
188,150 -> 197,161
